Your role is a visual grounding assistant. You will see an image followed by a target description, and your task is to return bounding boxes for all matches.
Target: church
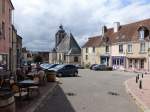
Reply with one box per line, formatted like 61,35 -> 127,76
49,25 -> 81,64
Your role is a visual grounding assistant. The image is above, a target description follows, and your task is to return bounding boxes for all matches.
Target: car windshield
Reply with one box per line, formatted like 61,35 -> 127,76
54,65 -> 64,69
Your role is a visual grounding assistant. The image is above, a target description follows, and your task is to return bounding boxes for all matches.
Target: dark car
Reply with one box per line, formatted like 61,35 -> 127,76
75,64 -> 84,69
47,64 -> 59,69
40,64 -> 59,70
93,64 -> 113,71
90,64 -> 97,70
48,64 -> 78,77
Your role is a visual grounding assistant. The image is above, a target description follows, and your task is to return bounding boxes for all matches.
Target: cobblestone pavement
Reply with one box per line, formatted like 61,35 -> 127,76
35,70 -> 141,112
125,74 -> 150,111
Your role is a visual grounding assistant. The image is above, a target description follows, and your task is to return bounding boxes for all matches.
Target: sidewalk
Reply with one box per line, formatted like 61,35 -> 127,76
125,75 -> 150,112
16,82 -> 57,112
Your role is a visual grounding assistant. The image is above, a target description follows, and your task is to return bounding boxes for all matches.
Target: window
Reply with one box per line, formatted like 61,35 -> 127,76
120,58 -> 124,65
129,59 -> 132,68
64,55 -> 66,61
106,45 -> 109,53
86,55 -> 88,60
139,30 -> 144,40
140,59 -> 144,69
2,22 -> 5,38
134,60 -> 138,68
9,9 -> 12,23
2,0 -> 5,14
9,28 -> 11,41
86,48 -> 88,53
140,42 -> 145,52
93,47 -> 95,53
119,44 -> 123,53
74,57 -> 78,62
128,44 -> 132,53
0,54 -> 7,70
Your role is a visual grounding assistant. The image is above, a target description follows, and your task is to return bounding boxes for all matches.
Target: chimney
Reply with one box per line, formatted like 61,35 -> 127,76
102,25 -> 107,37
113,22 -> 120,33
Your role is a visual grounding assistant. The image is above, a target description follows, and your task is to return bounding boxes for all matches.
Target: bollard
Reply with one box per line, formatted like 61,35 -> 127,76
139,80 -> 142,89
136,76 -> 138,83
137,74 -> 139,80
142,73 -> 143,78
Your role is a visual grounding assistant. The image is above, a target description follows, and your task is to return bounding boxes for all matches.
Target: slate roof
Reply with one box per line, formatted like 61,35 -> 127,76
82,36 -> 103,48
56,33 -> 81,54
83,18 -> 150,47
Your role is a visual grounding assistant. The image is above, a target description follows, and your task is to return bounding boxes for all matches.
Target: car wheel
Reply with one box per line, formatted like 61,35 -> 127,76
74,72 -> 78,77
58,73 -> 62,77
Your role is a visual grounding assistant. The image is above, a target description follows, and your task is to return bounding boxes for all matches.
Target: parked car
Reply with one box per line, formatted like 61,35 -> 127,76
48,64 -> 78,77
93,64 -> 113,71
90,64 -> 98,70
75,64 -> 84,69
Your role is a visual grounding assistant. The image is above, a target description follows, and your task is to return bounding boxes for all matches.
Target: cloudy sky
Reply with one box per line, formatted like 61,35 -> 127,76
11,0 -> 150,51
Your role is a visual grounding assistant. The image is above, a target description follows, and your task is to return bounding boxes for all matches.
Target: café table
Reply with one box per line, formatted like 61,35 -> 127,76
26,71 -> 38,80
17,80 -> 39,98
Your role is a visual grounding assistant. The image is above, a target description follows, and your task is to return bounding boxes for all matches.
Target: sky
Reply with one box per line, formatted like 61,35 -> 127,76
11,0 -> 150,51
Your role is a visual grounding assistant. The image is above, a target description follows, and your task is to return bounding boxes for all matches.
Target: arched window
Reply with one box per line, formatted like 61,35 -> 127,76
74,57 -> 78,62
138,26 -> 149,40
139,30 -> 144,40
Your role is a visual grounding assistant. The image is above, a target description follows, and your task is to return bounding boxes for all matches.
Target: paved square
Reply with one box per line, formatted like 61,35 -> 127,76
36,70 -> 141,112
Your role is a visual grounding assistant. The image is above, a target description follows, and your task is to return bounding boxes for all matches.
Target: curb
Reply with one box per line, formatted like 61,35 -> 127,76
124,78 -> 150,112
27,82 -> 58,112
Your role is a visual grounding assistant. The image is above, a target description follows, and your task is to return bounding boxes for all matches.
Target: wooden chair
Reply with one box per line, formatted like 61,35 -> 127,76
11,83 -> 28,99
38,70 -> 47,86
29,77 -> 40,96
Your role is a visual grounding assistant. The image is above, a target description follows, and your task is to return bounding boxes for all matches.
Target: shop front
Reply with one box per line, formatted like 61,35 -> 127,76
126,57 -> 146,72
112,56 -> 126,70
0,54 -> 8,70
100,55 -> 110,66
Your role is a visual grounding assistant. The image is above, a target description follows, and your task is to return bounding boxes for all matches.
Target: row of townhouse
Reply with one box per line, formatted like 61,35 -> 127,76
82,18 -> 150,73
0,0 -> 23,73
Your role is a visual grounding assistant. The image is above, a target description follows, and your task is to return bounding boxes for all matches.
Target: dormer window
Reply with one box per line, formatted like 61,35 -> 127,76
139,30 -> 144,40
138,26 -> 149,40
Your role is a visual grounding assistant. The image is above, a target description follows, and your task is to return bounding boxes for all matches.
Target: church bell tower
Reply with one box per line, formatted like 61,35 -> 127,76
55,25 -> 66,49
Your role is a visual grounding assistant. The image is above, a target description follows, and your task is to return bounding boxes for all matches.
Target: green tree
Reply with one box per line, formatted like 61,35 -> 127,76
33,55 -> 43,63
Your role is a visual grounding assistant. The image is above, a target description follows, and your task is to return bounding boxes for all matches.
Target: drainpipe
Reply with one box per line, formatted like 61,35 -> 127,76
148,40 -> 150,72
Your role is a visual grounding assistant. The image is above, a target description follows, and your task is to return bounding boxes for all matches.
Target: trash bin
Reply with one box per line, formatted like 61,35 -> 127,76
45,70 -> 56,82
0,88 -> 15,112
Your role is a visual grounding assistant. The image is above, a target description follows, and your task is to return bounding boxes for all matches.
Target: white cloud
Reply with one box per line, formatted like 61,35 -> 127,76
11,0 -> 150,51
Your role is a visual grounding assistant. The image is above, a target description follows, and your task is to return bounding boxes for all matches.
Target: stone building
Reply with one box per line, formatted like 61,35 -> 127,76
82,18 -> 150,72
0,0 -> 14,70
49,25 -> 81,64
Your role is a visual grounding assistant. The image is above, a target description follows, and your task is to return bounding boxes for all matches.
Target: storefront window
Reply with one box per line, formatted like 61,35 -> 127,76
140,59 -> 144,69
134,60 -> 138,68
129,59 -> 132,68
120,59 -> 124,65
0,54 -> 7,70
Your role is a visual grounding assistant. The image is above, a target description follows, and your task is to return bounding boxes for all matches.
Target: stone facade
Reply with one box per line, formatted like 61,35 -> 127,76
82,18 -> 150,72
49,25 -> 81,65
0,0 -> 14,70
